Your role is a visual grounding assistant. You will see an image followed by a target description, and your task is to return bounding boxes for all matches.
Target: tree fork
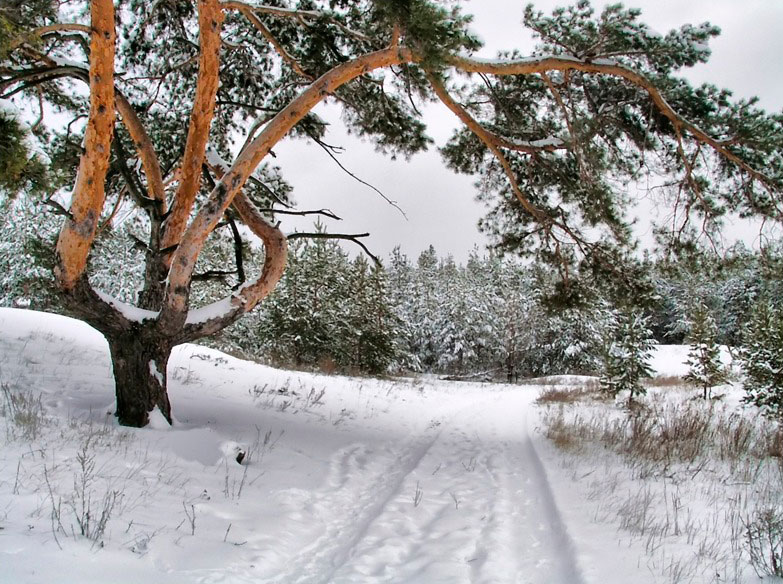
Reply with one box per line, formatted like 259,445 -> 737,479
161,46 -> 414,327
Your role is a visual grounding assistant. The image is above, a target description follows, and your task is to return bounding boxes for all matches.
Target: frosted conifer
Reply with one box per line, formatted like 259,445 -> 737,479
740,300 -> 783,419
600,311 -> 656,404
684,304 -> 727,399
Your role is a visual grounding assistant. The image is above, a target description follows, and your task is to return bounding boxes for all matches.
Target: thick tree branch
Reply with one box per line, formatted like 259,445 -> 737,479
162,45 -> 415,327
160,0 -> 225,261
53,0 -> 116,291
427,73 -> 550,224
8,23 -> 91,51
428,73 -> 565,155
115,92 -> 167,211
177,161 -> 288,342
0,65 -> 88,97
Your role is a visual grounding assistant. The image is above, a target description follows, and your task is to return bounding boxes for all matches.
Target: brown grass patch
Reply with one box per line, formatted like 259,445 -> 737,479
644,375 -> 685,388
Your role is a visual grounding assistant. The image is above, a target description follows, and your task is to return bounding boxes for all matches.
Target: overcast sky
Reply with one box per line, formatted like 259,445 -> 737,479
274,1 -> 783,264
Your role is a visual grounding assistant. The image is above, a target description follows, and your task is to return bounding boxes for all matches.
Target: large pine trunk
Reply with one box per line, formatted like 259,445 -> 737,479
107,331 -> 173,427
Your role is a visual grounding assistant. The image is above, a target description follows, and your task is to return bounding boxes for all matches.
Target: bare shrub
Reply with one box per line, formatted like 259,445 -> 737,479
745,508 -> 783,578
537,386 -> 590,404
1,381 -> 46,440
317,356 -> 338,375
542,399 -> 778,471
44,437 -> 123,548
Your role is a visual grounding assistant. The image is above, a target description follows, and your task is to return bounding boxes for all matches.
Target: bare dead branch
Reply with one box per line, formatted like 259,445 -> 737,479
230,3 -> 313,80
43,197 -> 73,220
96,186 -> 128,236
305,130 -> 407,219
222,1 -> 371,43
259,207 -> 342,221
192,269 -> 238,281
288,231 -> 380,266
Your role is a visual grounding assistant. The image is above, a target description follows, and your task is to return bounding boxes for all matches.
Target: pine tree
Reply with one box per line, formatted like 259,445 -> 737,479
344,256 -> 398,374
684,304 -> 727,399
386,247 -> 421,372
0,196 -> 60,309
0,104 -> 50,198
600,311 -> 656,404
740,300 -> 783,419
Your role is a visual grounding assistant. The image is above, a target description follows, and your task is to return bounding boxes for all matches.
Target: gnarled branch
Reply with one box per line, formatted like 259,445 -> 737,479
447,54 -> 780,195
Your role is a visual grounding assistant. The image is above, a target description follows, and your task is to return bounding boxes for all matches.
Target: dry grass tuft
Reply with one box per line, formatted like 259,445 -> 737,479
536,379 -> 603,405
540,399 -> 781,471
644,375 -> 685,388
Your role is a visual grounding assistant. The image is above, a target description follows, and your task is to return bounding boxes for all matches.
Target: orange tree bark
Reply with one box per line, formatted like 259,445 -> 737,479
53,0 -> 115,291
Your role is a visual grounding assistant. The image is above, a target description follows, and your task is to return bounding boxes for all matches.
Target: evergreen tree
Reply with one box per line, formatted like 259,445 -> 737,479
0,103 -> 50,198
0,196 -> 60,309
740,300 -> 783,419
491,257 -> 536,381
344,256 -> 398,374
600,311 -> 656,404
386,247 -> 421,372
684,303 -> 727,399
259,234 -> 350,368
410,245 -> 442,370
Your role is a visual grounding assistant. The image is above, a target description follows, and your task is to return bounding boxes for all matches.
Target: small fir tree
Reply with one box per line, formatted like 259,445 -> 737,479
740,300 -> 783,419
600,311 -> 656,405
684,304 -> 727,399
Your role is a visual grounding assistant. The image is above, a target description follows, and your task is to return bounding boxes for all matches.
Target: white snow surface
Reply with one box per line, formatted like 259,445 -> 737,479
0,308 -> 767,584
149,360 -> 164,385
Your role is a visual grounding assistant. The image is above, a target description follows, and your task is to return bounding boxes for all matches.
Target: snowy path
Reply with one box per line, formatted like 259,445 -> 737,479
232,392 -> 586,584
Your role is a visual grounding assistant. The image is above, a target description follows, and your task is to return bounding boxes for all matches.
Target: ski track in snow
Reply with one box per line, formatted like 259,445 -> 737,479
218,396 -> 586,584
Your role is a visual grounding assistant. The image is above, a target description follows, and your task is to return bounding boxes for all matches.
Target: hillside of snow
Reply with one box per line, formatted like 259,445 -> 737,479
0,308 -> 778,584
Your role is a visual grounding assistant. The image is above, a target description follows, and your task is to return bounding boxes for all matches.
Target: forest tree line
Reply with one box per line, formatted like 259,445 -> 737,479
3,198 -> 781,379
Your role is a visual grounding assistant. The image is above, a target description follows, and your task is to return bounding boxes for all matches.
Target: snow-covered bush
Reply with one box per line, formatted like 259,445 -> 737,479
599,311 -> 656,403
0,197 -> 61,310
683,303 -> 727,399
740,299 -> 783,419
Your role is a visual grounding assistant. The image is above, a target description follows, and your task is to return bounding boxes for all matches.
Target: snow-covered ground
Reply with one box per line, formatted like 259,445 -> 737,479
0,308 -> 779,583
